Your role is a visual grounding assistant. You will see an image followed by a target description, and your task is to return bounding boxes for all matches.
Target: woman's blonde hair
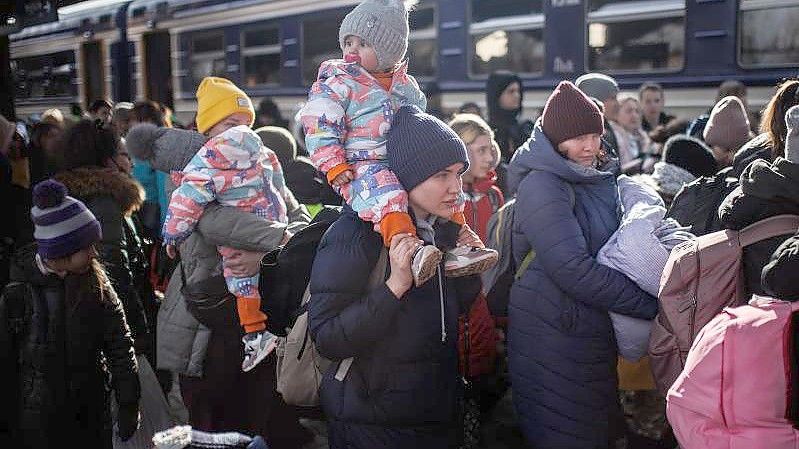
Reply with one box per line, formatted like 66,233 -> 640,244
448,113 -> 500,167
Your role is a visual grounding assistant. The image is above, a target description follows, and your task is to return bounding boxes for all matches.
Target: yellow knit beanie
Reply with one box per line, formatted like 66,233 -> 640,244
195,77 -> 255,133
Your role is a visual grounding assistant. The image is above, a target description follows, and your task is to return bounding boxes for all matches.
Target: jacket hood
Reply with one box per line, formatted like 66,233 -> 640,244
126,123 -> 206,173
731,133 -> 773,176
486,71 -> 523,124
506,122 -> 617,194
55,166 -> 145,216
9,243 -> 60,287
739,157 -> 799,203
315,58 -> 409,84
465,170 -> 498,194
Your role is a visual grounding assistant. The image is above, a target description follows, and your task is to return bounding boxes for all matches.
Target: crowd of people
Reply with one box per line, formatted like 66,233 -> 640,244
2,1 -> 799,448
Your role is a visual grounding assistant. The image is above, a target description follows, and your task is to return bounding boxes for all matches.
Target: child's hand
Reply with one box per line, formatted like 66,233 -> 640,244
331,169 -> 354,187
457,224 -> 484,248
166,244 -> 177,259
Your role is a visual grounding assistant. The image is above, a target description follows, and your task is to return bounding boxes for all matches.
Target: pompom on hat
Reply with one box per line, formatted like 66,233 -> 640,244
31,179 -> 102,260
662,135 -> 718,178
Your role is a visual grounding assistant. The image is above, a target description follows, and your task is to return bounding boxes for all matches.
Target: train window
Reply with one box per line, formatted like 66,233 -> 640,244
469,5 -> 545,77
739,1 -> 799,68
587,0 -> 685,73
243,26 -> 280,49
13,51 -> 76,99
470,0 -> 542,23
189,30 -> 226,90
407,4 -> 437,79
242,25 -> 281,87
191,31 -> 224,54
588,0 -> 648,11
243,54 -> 281,87
302,12 -> 347,85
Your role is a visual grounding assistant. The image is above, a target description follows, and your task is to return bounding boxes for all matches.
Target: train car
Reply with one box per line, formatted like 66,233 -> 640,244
9,0 -> 135,119
10,0 -> 799,125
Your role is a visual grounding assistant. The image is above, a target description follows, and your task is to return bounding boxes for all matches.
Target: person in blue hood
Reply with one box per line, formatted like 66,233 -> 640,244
506,81 -> 658,448
308,105 -> 482,449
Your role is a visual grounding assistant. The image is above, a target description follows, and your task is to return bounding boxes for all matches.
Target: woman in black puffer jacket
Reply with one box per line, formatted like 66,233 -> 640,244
718,105 -> 799,297
309,107 -> 481,449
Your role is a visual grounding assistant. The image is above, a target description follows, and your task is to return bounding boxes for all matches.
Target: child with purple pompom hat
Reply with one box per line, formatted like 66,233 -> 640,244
0,179 -> 141,448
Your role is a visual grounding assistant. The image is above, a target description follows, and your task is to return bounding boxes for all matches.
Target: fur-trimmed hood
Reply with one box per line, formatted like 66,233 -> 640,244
54,166 -> 145,216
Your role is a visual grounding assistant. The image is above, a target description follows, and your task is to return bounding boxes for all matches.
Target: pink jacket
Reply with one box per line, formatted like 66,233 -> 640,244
667,297 -> 799,449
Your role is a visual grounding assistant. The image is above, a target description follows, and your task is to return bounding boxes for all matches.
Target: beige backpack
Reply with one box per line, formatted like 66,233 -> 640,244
275,248 -> 388,407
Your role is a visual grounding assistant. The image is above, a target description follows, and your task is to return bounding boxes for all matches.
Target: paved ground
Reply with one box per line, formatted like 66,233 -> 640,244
298,389 -> 526,449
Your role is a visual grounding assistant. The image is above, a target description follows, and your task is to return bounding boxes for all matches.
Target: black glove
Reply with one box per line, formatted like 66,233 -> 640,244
117,405 -> 141,441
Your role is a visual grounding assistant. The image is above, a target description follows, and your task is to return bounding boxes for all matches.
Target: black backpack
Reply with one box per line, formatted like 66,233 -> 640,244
259,206 -> 342,336
666,167 -> 739,236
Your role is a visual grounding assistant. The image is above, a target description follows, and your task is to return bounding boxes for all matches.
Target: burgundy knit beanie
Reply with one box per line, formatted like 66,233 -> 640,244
541,81 -> 604,146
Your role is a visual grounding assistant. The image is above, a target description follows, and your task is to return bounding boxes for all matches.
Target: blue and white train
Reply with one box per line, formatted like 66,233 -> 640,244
9,0 -> 799,123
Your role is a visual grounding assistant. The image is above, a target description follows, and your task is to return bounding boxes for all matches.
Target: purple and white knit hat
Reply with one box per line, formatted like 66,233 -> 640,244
31,179 -> 102,259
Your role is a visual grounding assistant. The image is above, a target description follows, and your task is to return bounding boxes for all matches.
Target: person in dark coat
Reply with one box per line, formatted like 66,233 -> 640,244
639,82 -> 675,133
309,105 -> 482,449
506,81 -> 658,448
0,180 -> 140,448
718,105 -> 799,298
256,98 -> 289,129
486,71 -> 532,163
687,80 -> 760,140
52,120 -> 155,363
666,79 -> 799,237
763,228 -> 799,301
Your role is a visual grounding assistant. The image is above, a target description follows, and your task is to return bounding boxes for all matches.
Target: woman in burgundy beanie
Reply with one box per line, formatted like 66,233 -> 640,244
506,81 -> 658,448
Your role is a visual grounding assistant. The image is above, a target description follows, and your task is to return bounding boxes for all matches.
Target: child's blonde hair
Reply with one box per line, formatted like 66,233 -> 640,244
449,113 -> 494,145
449,113 -> 500,167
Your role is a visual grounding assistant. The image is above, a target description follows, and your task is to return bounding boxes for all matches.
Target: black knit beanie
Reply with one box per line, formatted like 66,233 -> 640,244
663,135 -> 718,178
387,105 -> 469,192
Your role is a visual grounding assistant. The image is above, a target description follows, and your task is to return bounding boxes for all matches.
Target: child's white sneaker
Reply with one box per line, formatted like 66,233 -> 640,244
412,245 -> 442,286
444,246 -> 498,278
242,329 -> 277,372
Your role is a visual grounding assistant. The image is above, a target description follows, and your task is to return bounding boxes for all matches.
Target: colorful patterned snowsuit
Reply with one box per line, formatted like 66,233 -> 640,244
301,59 -> 428,228
162,125 -> 289,332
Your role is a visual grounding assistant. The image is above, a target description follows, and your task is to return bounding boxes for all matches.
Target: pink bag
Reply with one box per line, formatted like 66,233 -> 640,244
667,297 -> 799,449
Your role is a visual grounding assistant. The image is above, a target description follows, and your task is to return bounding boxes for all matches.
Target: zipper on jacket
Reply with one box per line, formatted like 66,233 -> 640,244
437,267 -> 446,343
471,203 -> 479,240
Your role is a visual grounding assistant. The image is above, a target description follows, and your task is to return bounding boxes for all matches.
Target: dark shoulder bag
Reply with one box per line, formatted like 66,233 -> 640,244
179,261 -> 238,331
